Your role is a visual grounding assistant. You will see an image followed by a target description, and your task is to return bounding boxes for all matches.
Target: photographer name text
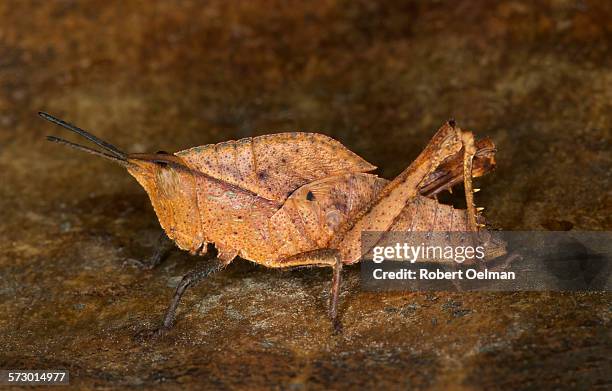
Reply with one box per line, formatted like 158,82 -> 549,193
372,268 -> 516,280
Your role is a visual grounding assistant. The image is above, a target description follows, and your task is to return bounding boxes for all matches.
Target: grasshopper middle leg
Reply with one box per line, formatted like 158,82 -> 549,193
278,249 -> 344,332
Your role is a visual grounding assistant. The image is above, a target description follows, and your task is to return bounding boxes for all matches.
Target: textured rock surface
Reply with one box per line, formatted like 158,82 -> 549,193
0,1 -> 610,389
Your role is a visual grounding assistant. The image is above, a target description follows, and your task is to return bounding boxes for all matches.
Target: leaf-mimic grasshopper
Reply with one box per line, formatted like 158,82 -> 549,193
41,112 -> 504,334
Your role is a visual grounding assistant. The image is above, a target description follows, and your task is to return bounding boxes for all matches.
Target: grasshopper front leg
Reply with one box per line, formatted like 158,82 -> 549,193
159,258 -> 227,330
123,232 -> 175,270
136,250 -> 234,339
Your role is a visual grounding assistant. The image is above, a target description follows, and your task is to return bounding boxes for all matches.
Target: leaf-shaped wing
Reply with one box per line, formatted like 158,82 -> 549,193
176,133 -> 376,203
269,173 -> 387,261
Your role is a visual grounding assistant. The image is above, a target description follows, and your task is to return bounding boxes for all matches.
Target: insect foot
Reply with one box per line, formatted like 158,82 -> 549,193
133,326 -> 170,342
122,232 -> 176,270
122,258 -> 157,270
331,318 -> 343,334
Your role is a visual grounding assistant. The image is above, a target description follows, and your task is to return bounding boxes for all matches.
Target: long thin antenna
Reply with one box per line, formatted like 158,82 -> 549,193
39,112 -> 126,159
46,136 -> 127,166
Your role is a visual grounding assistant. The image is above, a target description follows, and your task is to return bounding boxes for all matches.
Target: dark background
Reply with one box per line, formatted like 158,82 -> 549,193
1,1 -> 610,389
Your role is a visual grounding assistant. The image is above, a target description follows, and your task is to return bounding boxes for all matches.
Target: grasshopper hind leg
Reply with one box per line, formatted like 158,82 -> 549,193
459,129 -> 480,233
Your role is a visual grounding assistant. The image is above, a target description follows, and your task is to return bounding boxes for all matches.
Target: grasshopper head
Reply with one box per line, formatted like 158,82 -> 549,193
126,153 -> 205,253
41,112 -> 204,253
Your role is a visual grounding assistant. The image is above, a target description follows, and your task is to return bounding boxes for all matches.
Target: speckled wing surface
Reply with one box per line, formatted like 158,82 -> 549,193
176,132 -> 377,203
269,173 -> 388,259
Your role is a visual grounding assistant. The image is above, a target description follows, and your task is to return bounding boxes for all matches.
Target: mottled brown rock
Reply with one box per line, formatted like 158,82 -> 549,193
0,1 -> 610,390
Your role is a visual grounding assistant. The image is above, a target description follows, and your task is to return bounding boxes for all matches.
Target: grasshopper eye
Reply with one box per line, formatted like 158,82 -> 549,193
306,191 -> 315,201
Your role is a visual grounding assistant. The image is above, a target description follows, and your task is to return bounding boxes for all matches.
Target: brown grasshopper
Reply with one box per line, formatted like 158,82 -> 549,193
41,112 -> 503,334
